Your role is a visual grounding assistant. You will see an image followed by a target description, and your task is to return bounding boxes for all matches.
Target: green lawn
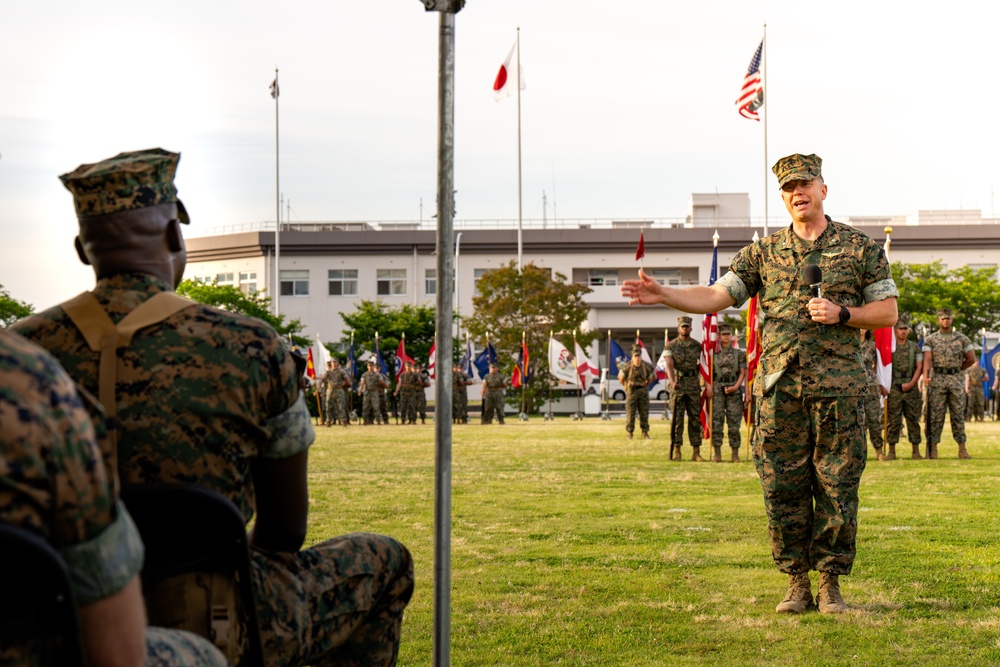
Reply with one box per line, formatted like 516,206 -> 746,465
306,418 -> 1000,667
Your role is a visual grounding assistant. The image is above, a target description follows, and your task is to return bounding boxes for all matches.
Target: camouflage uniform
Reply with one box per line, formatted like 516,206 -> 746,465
377,373 -> 390,424
396,369 -> 421,424
13,149 -> 413,667
965,365 -> 988,421
324,365 -> 351,425
861,336 -> 885,454
0,328 -> 227,667
712,345 -> 746,452
452,369 -> 471,423
886,338 -> 923,449
924,329 -> 974,451
619,358 -> 655,437
417,370 -> 430,423
481,370 -> 507,424
665,336 -> 702,454
716,214 -> 897,576
359,368 -> 384,425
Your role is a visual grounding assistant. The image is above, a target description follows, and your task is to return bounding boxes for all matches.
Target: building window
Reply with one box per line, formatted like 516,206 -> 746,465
328,269 -> 359,296
216,272 -> 234,285
649,269 -> 681,286
425,269 -> 437,295
192,275 -> 212,284
280,270 -> 309,296
239,271 -> 257,295
377,268 -> 407,296
968,263 -> 998,281
473,268 -> 489,296
588,269 -> 618,286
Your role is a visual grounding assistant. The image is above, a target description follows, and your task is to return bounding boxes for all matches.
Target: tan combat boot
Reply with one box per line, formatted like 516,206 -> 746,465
873,446 -> 886,461
817,572 -> 848,613
775,572 -> 812,614
886,444 -> 896,460
731,448 -> 741,463
957,443 -> 972,459
911,443 -> 923,460
712,445 -> 722,462
691,446 -> 705,462
928,442 -> 939,459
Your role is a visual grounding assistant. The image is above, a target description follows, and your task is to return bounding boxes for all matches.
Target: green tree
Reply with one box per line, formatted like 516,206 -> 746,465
0,284 -> 34,328
892,261 -> 1000,341
468,261 -> 596,413
337,301 -> 439,379
176,280 -> 308,346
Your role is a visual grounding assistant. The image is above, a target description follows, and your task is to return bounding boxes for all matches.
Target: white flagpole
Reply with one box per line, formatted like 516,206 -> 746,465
516,26 -> 523,272
273,66 -> 282,316
761,26 -> 768,237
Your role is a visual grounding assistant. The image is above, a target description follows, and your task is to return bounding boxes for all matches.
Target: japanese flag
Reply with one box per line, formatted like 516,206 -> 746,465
493,41 -> 526,101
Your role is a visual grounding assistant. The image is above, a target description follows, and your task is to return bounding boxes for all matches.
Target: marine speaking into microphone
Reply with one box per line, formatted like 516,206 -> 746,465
803,263 -> 824,333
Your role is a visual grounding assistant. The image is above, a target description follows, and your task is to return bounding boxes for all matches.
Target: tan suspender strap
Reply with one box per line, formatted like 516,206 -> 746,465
61,290 -> 197,457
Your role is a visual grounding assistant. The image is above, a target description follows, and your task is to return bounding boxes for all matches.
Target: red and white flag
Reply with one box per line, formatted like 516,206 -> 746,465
428,341 -> 436,380
493,41 -> 526,101
736,39 -> 764,121
873,233 -> 894,401
574,340 -> 599,388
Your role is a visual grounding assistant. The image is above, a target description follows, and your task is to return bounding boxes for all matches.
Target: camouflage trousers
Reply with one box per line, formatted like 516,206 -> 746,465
146,627 -> 229,667
928,379 -> 966,445
453,391 -> 468,423
711,385 -> 743,449
399,391 -> 419,424
378,393 -> 389,424
624,387 -> 650,435
250,533 -> 414,667
482,392 -> 505,424
863,387 -> 884,450
325,388 -> 348,424
417,391 -> 427,420
670,391 -> 701,449
752,378 -> 866,575
886,384 -> 922,445
362,392 -> 381,424
966,389 -> 986,421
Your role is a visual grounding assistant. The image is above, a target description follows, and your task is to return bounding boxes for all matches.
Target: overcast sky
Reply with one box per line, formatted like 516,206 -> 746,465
3,0 -> 998,309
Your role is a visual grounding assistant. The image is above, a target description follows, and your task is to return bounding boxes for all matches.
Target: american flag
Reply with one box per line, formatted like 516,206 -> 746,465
736,40 -> 764,121
699,244 -> 720,438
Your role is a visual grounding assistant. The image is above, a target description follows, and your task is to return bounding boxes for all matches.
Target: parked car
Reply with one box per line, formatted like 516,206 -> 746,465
591,377 -> 667,401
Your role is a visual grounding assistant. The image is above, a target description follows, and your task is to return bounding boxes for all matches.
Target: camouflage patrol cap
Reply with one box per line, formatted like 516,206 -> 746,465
367,358 -> 376,366
719,324 -> 733,334
678,316 -> 692,326
772,153 -> 822,187
60,148 -> 190,222
631,344 -> 642,355
895,313 -> 911,328
937,308 -> 953,318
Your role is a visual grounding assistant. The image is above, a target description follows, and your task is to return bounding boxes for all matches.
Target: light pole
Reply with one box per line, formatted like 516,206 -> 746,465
455,231 -> 462,341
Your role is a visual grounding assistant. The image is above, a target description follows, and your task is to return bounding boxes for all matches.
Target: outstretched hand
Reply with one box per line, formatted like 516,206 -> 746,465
620,269 -> 665,306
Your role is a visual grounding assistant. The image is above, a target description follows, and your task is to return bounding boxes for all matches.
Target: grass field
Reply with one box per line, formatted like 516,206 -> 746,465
306,417 -> 1000,667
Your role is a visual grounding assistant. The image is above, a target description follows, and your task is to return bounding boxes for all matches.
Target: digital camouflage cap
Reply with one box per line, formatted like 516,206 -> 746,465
631,344 -> 642,355
677,316 -> 693,326
60,148 -> 190,222
719,324 -> 733,334
772,153 -> 822,187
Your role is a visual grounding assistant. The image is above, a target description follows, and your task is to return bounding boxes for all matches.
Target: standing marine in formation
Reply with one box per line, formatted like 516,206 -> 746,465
922,308 -> 976,459
452,361 -> 471,424
861,331 -> 888,461
481,362 -> 507,424
617,344 -> 655,440
711,324 -> 746,462
664,316 -> 704,461
886,315 -> 923,459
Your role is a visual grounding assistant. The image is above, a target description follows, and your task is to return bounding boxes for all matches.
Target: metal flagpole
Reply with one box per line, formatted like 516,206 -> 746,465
602,330 -> 611,420
545,331 -> 554,421
516,27 -> 523,272
419,2 -> 464,665
271,67 -> 282,316
761,25 -> 769,237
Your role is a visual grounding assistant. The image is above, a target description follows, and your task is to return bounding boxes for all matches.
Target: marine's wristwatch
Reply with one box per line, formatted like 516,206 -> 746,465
838,305 -> 851,324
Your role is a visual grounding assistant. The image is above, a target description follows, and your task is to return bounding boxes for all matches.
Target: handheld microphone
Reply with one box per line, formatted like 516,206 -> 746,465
803,263 -> 825,333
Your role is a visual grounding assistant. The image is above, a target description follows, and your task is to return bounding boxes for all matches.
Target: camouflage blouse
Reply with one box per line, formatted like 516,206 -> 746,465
717,218 -> 898,398
11,273 -> 313,524
665,337 -> 702,394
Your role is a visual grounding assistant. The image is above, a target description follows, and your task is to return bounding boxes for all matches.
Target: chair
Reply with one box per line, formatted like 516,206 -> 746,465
0,523 -> 87,667
121,483 -> 265,667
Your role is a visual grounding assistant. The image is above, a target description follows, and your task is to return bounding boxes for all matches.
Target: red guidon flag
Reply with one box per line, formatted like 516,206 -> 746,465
635,232 -> 645,262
